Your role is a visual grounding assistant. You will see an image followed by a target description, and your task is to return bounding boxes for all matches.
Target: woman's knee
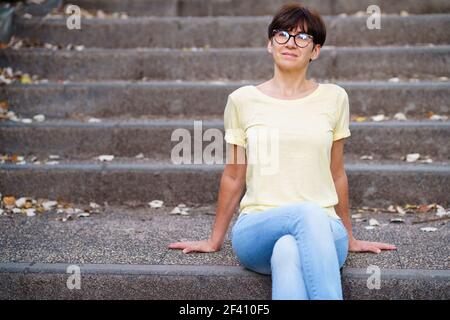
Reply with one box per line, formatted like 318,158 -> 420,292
271,234 -> 300,268
286,202 -> 329,227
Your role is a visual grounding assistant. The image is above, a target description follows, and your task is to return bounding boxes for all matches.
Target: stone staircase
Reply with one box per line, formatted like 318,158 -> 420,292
0,0 -> 449,299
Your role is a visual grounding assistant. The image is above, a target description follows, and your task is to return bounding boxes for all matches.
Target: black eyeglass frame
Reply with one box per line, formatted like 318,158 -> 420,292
271,29 -> 314,48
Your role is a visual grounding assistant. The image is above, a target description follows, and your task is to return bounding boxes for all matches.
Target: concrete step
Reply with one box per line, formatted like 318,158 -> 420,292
2,81 -> 449,119
64,0 -> 450,16
14,14 -> 450,48
0,160 -> 448,207
1,46 -> 449,81
0,119 -> 448,160
0,205 -> 448,299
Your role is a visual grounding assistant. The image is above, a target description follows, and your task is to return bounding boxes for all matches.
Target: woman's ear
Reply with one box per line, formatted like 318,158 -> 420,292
267,39 -> 273,54
310,44 -> 321,62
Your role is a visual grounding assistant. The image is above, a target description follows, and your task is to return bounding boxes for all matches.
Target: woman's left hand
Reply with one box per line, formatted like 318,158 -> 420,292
348,236 -> 397,254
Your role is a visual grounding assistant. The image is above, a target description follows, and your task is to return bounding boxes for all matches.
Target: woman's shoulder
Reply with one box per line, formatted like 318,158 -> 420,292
319,83 -> 348,98
228,85 -> 255,100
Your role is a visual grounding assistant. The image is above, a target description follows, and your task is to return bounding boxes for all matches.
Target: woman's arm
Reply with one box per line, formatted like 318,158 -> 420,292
209,156 -> 247,250
168,144 -> 247,253
331,139 -> 397,254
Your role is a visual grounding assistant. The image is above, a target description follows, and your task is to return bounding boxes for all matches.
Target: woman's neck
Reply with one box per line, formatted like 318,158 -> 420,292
269,66 -> 313,97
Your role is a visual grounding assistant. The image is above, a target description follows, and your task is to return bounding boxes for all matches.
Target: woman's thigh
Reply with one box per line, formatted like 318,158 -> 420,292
231,203 -> 350,273
231,206 -> 292,275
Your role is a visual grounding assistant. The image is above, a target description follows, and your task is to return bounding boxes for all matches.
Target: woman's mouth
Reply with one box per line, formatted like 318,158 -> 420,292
281,52 -> 298,58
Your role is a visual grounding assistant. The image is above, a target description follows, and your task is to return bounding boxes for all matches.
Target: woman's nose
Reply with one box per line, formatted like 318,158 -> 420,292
286,36 -> 297,48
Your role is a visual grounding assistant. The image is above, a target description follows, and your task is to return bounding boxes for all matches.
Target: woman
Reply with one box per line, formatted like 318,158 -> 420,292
168,3 -> 396,300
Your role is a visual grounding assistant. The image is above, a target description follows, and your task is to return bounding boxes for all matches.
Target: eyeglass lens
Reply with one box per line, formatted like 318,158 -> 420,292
274,30 -> 311,47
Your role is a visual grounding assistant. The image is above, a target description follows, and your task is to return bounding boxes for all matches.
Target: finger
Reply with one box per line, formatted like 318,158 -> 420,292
183,246 -> 194,254
168,243 -> 187,249
366,246 -> 381,254
380,243 -> 397,250
373,242 -> 397,250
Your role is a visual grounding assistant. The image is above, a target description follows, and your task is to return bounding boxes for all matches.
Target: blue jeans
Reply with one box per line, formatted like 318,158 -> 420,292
231,202 -> 349,300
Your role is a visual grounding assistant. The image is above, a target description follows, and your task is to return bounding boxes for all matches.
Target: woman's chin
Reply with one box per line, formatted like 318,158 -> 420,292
275,60 -> 303,70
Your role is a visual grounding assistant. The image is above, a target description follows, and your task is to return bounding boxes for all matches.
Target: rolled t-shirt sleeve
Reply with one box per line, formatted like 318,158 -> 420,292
333,89 -> 351,141
223,95 -> 246,148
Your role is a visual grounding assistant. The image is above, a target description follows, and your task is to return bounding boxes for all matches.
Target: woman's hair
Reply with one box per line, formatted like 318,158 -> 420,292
267,3 -> 326,48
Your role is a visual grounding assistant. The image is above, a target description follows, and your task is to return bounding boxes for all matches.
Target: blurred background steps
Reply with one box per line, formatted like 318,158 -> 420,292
0,160 -> 449,208
65,0 -> 450,16
2,46 -> 449,81
2,81 -> 449,118
13,14 -> 450,48
0,119 -> 448,159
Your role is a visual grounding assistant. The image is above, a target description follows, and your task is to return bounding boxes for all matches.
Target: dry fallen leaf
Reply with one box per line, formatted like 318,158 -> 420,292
353,116 -> 367,122
406,153 -> 420,162
420,227 -> 437,232
90,202 -> 100,209
98,155 -> 114,161
3,196 -> 16,208
0,101 -> 8,111
26,208 -> 36,217
42,200 -> 58,211
371,114 -> 385,122
20,74 -> 32,84
77,212 -> 90,218
429,114 -> 448,121
396,205 -> 406,215
393,112 -> 407,120
170,207 -> 181,214
436,205 -> 450,217
418,204 -> 433,213
33,114 -> 45,122
148,200 -> 164,208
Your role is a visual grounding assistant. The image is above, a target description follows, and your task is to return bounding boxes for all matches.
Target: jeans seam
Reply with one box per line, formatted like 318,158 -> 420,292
301,219 -> 319,298
288,209 -> 318,299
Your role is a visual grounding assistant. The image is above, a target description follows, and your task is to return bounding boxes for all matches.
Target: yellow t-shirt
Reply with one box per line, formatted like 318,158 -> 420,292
223,83 -> 351,220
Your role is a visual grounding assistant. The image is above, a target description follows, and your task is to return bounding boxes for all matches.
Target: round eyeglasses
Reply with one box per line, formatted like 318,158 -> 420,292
272,29 -> 314,48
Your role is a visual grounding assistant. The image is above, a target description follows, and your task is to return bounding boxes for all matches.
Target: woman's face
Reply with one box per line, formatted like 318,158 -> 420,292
267,25 -> 320,71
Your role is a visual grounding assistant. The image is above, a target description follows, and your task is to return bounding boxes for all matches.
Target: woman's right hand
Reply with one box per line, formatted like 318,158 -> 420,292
168,239 -> 220,254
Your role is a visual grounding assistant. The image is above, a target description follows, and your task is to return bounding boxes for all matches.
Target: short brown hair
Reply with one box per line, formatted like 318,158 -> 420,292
267,3 -> 326,48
